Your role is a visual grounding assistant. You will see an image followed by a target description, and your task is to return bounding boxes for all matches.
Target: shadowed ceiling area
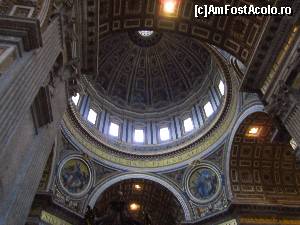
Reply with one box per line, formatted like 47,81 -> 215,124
94,179 -> 184,225
229,112 -> 300,205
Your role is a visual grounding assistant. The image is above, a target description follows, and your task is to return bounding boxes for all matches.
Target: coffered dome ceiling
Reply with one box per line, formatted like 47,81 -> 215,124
85,31 -> 212,115
63,27 -> 237,170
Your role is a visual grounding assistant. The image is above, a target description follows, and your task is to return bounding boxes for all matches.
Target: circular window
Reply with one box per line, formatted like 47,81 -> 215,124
186,164 -> 221,204
58,156 -> 93,197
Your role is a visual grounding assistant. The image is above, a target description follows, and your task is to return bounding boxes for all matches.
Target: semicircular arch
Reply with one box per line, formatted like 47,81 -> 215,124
86,172 -> 192,221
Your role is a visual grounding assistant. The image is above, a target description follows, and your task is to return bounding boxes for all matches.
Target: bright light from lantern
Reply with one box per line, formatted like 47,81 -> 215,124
163,0 -> 176,14
246,126 -> 262,137
249,127 -> 259,135
129,203 -> 140,211
134,184 -> 142,190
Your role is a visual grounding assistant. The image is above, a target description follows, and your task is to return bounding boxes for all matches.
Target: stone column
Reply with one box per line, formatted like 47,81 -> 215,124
0,17 -> 66,225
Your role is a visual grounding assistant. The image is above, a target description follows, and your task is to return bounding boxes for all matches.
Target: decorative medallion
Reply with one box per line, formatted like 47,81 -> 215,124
58,155 -> 93,198
185,163 -> 221,204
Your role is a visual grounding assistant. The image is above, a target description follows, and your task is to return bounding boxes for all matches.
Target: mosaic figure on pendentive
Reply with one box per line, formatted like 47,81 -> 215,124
196,168 -> 218,199
61,159 -> 90,194
188,166 -> 220,202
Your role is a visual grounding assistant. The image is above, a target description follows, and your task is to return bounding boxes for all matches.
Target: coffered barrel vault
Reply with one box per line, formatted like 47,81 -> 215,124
229,112 -> 300,205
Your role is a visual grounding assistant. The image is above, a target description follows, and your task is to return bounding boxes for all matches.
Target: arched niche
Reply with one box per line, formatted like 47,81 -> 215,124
85,173 -> 192,222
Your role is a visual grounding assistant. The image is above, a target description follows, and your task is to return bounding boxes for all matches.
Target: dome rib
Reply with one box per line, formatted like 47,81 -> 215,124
127,48 -> 142,104
152,45 -> 174,102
